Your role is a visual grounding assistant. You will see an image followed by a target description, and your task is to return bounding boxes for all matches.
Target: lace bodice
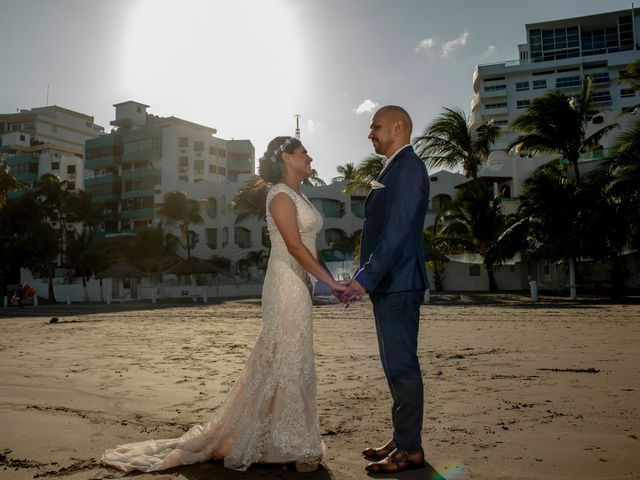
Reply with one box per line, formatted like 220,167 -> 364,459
266,183 -> 323,251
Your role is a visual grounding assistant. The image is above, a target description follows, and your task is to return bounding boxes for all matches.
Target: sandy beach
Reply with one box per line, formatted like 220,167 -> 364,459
1,293 -> 639,480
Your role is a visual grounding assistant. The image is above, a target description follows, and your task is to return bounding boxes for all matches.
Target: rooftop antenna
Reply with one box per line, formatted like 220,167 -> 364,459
46,85 -> 50,106
294,114 -> 301,140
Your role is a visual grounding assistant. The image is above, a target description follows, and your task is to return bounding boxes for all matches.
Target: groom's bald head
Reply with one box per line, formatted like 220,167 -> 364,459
376,105 -> 413,137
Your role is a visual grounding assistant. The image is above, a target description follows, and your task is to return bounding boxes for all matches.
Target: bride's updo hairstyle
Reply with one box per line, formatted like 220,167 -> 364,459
258,136 -> 302,184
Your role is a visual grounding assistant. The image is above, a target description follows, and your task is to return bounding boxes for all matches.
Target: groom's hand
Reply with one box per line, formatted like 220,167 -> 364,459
341,279 -> 365,307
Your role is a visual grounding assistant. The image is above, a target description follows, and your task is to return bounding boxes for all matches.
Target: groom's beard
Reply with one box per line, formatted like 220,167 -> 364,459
373,138 -> 392,156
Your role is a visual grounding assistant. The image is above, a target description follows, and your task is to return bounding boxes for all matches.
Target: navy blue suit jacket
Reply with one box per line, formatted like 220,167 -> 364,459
354,145 -> 430,294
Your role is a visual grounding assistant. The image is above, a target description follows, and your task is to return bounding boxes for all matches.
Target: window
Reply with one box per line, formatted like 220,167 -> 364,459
19,134 -> 26,141
67,182 -> 76,191
493,119 -> 509,126
556,76 -> 581,88
206,228 -> 217,249
517,100 -> 530,109
591,92 -> 612,103
350,196 -> 365,219
218,149 -> 227,158
194,159 -> 204,171
209,165 -> 218,173
321,199 -> 345,218
209,146 -> 216,155
325,228 -> 346,245
469,265 -> 481,277
234,227 -> 252,248
484,84 -> 506,92
67,165 -> 76,174
52,125 -> 57,133
590,72 -> 610,84
194,141 -> 204,152
179,137 -> 188,148
621,88 -> 636,98
51,162 -> 60,170
515,81 -> 529,91
179,175 -> 188,182
137,106 -> 142,113
206,197 -> 217,218
533,79 -> 547,89
485,102 -> 507,110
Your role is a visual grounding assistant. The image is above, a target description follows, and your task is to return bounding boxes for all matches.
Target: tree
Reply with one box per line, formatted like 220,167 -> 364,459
616,57 -> 640,94
415,107 -> 500,179
303,169 -> 326,187
509,76 -> 618,182
0,159 -> 19,208
34,173 -> 73,266
0,196 -> 46,291
22,222 -> 59,303
501,162 -> 587,299
66,190 -> 104,234
342,154 -> 385,194
126,225 -> 179,274
157,191 -> 204,258
438,180 -> 515,291
422,212 -> 450,292
232,176 -> 269,223
332,162 -> 356,183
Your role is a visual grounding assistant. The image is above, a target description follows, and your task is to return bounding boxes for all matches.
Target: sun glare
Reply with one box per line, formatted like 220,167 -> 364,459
123,0 -> 306,135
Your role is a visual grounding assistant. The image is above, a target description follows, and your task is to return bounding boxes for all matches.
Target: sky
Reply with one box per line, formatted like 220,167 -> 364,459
0,0 -> 635,182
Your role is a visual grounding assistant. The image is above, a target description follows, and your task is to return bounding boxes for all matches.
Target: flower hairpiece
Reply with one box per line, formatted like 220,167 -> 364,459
271,137 -> 294,163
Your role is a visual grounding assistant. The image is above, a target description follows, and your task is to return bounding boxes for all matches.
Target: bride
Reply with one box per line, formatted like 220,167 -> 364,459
102,136 -> 346,473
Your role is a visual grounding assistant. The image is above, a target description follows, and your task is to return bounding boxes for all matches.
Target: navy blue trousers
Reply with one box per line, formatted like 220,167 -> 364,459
370,289 -> 424,452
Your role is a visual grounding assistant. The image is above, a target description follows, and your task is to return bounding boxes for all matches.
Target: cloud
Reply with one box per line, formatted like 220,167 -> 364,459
442,31 -> 470,57
354,99 -> 379,115
478,44 -> 497,60
414,37 -> 437,53
306,118 -> 324,132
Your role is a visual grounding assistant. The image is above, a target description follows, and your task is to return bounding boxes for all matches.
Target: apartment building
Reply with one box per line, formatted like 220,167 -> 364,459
0,105 -> 104,196
469,8 -> 640,198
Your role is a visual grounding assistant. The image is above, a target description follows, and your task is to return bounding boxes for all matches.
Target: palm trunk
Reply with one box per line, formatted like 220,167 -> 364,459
48,276 -> 56,303
568,257 -> 577,300
486,263 -> 499,292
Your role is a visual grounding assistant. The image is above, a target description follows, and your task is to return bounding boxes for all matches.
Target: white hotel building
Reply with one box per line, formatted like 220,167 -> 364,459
447,7 -> 640,291
470,8 -> 639,198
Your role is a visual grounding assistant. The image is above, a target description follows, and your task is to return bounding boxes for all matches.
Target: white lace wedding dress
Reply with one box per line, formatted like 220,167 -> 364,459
102,183 -> 325,472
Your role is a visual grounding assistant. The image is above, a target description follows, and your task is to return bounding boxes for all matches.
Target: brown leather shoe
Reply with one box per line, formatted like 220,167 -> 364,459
362,439 -> 395,459
365,447 -> 426,473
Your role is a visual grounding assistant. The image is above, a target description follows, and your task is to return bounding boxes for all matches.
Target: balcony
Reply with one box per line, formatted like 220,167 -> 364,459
122,148 -> 162,163
85,174 -> 120,188
120,208 -> 155,219
121,167 -> 162,180
85,155 -> 120,170
7,153 -> 39,166
121,188 -> 155,200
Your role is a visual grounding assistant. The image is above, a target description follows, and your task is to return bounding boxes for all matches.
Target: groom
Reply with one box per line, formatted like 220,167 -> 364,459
343,105 -> 430,473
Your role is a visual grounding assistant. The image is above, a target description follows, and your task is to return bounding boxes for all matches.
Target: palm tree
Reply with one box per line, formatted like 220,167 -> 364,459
22,222 -> 59,302
34,173 -> 73,266
303,169 -> 326,187
616,57 -> 640,93
66,190 -> 104,234
438,180 -> 515,291
415,107 -> 500,179
232,176 -> 269,223
501,162 -> 585,299
422,211 -> 449,292
332,162 -> 356,183
509,76 -> 618,182
157,191 -> 204,258
0,159 -> 19,207
342,154 -> 385,194
127,225 -> 179,273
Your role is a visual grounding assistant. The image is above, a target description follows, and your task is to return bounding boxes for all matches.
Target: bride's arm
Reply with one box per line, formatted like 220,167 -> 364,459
269,192 -> 344,292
